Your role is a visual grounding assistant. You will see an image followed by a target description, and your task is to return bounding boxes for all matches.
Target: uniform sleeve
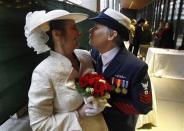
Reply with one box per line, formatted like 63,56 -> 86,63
115,66 -> 153,115
28,69 -> 82,131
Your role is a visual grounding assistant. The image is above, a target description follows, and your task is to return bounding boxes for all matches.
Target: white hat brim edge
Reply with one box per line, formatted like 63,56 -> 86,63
32,13 -> 88,33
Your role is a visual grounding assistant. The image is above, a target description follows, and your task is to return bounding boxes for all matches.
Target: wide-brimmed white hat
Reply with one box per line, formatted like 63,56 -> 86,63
26,9 -> 88,35
24,9 -> 88,54
90,8 -> 131,40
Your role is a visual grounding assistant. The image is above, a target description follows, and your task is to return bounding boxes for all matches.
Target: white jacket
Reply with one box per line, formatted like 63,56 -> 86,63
28,49 -> 108,131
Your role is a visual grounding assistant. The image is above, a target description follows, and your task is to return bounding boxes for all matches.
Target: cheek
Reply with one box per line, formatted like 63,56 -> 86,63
92,30 -> 107,43
69,32 -> 76,39
93,30 -> 103,37
66,30 -> 77,39
66,33 -> 77,44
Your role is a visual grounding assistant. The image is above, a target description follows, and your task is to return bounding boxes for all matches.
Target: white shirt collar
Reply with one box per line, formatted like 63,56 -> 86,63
101,46 -> 119,66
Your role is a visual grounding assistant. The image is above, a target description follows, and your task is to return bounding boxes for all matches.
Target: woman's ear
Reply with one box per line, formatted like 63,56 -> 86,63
52,30 -> 62,38
107,30 -> 118,41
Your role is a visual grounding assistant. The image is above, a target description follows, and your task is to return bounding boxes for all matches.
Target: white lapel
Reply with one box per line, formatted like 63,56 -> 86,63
74,49 -> 94,77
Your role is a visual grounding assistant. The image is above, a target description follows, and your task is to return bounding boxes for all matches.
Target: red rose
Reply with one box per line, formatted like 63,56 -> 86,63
87,72 -> 104,79
88,78 -> 96,86
93,82 -> 105,96
103,83 -> 112,91
79,76 -> 89,88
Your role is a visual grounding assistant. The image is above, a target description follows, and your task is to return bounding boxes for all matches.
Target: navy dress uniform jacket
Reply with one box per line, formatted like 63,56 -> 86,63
90,47 -> 152,131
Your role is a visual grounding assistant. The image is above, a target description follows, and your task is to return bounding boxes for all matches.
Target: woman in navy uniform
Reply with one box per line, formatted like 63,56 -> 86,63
89,8 -> 152,131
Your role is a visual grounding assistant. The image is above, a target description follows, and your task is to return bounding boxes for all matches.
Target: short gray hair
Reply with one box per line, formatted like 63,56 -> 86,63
106,27 -> 124,47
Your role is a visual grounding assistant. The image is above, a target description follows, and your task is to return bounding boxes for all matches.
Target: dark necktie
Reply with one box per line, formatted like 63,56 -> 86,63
97,55 -> 103,73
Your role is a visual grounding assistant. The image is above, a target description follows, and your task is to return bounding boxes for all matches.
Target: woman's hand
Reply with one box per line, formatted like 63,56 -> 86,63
77,96 -> 106,117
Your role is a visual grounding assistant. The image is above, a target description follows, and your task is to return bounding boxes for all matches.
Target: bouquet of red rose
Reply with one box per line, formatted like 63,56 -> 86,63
76,72 -> 112,107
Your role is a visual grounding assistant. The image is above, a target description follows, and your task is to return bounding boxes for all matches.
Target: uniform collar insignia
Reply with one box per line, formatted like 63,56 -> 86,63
141,81 -> 148,89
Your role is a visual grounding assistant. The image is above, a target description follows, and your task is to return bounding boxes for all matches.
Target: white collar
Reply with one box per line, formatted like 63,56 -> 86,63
101,46 -> 119,66
50,50 -> 72,65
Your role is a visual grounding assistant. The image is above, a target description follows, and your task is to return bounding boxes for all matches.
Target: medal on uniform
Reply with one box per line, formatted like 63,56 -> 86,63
115,79 -> 122,93
115,87 -> 121,93
122,80 -> 125,87
122,88 -> 127,94
122,80 -> 128,95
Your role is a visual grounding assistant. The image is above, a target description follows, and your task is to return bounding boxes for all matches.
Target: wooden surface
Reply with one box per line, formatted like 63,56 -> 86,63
121,0 -> 151,9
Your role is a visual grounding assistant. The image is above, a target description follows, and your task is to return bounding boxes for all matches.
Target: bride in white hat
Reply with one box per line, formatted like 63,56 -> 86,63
25,9 -> 108,131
